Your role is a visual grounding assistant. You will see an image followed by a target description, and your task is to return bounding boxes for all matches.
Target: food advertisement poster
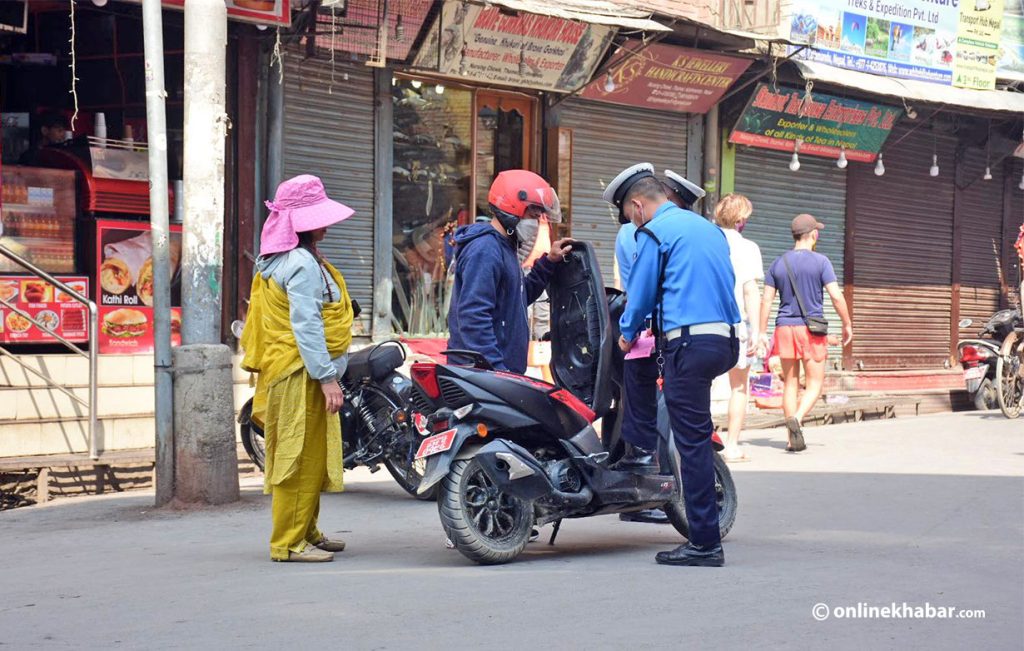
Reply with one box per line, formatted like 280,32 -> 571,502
95,220 -> 182,355
952,0 -> 1005,89
0,276 -> 89,344
413,0 -> 615,92
788,0 -> 961,84
730,84 -> 901,162
578,41 -> 751,114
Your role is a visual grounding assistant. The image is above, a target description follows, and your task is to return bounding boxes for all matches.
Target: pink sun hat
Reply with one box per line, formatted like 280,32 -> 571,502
259,174 -> 354,256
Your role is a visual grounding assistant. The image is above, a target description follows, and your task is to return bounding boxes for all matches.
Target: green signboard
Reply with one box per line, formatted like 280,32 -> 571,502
729,84 -> 902,163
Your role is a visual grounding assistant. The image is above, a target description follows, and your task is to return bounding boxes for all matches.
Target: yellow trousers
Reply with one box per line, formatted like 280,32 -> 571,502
269,420 -> 327,560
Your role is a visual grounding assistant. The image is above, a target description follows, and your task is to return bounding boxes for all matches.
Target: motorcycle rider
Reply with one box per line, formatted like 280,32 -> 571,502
613,165 -> 740,567
609,166 -> 705,525
447,170 -> 573,373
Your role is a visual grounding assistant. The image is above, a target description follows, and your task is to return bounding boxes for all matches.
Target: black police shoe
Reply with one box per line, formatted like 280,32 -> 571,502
655,542 -> 724,567
619,508 -> 670,524
615,446 -> 658,472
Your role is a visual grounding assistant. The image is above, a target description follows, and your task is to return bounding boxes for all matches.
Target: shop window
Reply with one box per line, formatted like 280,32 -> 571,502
391,81 -> 537,336
391,79 -> 472,335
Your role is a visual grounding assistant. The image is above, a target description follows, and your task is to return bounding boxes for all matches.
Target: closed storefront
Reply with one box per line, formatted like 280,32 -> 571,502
734,147 -> 847,366
956,146 -> 1009,341
847,125 -> 957,370
554,99 -> 688,282
283,57 -> 376,331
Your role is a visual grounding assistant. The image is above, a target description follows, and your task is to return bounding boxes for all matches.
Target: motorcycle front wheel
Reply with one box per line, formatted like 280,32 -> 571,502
664,452 -> 738,541
239,401 -> 267,472
438,457 -> 533,565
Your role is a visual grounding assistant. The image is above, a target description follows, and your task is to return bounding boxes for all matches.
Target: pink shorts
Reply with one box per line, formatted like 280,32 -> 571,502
775,325 -> 828,363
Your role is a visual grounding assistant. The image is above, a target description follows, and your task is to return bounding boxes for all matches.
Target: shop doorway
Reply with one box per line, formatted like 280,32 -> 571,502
473,92 -> 534,220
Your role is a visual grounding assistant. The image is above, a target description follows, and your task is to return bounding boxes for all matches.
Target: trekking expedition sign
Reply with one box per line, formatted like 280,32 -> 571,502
579,41 -> 751,114
730,84 -> 902,162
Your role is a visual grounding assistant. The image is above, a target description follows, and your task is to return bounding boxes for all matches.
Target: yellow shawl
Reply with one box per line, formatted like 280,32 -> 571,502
241,260 -> 352,494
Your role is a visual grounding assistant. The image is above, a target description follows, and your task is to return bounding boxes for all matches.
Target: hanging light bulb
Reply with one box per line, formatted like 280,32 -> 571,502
788,140 -> 802,171
604,71 -> 616,93
435,84 -> 445,95
984,121 -> 993,181
257,24 -> 269,31
789,151 -> 801,172
391,77 -> 397,87
92,0 -> 109,6
984,166 -> 993,181
836,147 -> 848,169
929,154 -> 940,177
395,14 -> 405,42
411,80 -> 422,89
875,153 -> 886,176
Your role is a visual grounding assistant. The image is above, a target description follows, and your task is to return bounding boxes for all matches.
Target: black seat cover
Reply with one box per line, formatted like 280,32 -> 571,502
344,342 -> 404,382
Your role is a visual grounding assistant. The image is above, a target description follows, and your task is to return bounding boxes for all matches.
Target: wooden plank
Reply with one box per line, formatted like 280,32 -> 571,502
35,467 -> 49,505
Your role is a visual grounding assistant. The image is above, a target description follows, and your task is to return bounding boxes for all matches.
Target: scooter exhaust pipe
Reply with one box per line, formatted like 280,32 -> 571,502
481,442 -> 593,507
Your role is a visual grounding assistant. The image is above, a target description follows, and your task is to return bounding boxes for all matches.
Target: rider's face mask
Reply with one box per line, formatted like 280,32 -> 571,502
515,216 -> 540,256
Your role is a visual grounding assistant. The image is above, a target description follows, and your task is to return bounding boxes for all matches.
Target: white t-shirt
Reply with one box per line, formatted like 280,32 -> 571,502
723,228 -> 764,324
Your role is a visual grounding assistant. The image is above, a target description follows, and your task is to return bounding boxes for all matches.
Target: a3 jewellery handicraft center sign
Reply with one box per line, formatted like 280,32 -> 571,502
730,84 -> 902,162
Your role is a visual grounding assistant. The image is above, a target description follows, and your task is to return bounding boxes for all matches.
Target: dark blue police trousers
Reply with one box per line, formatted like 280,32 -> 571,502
662,332 -> 739,548
621,354 -> 660,452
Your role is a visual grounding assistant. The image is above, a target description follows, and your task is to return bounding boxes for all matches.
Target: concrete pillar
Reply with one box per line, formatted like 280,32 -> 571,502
172,344 -> 239,504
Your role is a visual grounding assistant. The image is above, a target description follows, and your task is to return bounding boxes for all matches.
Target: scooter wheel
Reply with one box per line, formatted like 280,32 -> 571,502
664,452 -> 738,541
438,457 -> 533,565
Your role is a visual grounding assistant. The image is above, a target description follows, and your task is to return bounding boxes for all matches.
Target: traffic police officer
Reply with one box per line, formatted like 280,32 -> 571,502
610,164 -> 739,567
609,166 -> 706,525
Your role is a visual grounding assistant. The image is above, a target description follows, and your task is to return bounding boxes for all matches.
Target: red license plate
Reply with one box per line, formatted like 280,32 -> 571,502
415,428 -> 458,460
963,367 -> 985,381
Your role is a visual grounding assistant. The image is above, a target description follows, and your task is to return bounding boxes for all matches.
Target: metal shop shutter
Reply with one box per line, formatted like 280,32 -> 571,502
734,147 -> 847,367
556,99 -> 687,284
957,146 -> 1005,341
283,56 -> 375,324
847,124 -> 956,370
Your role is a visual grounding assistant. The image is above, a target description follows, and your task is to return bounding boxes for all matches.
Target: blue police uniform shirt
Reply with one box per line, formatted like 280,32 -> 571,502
615,222 -> 638,288
620,202 -> 741,342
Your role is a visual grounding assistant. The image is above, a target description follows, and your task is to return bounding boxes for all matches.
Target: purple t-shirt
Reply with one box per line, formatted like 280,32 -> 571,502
765,250 -> 837,327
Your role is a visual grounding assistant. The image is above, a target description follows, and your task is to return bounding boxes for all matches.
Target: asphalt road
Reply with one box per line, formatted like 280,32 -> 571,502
1,411 -> 1021,650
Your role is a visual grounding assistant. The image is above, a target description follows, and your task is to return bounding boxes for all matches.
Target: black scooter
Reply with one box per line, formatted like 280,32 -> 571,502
410,241 -> 737,564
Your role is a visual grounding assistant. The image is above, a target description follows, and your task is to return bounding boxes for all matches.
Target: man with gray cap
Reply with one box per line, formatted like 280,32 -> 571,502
607,163 -> 739,567
610,166 -> 705,525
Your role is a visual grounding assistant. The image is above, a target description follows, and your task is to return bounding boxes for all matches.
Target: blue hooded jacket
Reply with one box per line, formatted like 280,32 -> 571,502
447,223 -> 555,373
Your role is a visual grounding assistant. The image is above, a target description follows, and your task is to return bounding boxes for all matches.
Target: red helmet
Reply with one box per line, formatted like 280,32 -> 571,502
487,170 -> 562,225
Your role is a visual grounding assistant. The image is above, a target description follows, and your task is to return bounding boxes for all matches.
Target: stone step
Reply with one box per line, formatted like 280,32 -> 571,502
0,382 -> 252,421
0,352 -> 252,388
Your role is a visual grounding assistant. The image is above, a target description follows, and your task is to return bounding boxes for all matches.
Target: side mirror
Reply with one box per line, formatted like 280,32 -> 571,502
230,319 -> 245,339
958,319 -> 973,329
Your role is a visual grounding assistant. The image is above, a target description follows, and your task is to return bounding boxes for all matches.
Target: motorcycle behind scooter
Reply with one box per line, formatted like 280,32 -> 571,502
237,338 -> 437,500
410,241 -> 737,564
956,309 -> 1023,411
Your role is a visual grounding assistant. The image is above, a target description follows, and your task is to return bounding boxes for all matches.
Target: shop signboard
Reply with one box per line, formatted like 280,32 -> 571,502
998,4 -> 1024,80
953,0 -> 1005,89
0,276 -> 89,344
413,0 -> 615,92
788,0 -> 960,84
578,41 -> 751,114
95,220 -> 182,355
128,1 -> 290,27
730,84 -> 901,163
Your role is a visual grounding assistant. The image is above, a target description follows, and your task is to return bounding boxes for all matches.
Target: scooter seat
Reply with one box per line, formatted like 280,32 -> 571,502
344,343 -> 403,382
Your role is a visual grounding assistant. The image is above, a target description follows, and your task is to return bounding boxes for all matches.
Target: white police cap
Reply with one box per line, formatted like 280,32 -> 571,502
663,169 -> 705,207
602,162 -> 655,223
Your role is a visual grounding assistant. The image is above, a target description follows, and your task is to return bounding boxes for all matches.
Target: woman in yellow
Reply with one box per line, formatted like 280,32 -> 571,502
241,175 -> 355,563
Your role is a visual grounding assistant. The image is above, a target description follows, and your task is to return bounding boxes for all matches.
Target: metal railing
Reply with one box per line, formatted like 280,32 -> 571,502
0,243 -> 100,459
